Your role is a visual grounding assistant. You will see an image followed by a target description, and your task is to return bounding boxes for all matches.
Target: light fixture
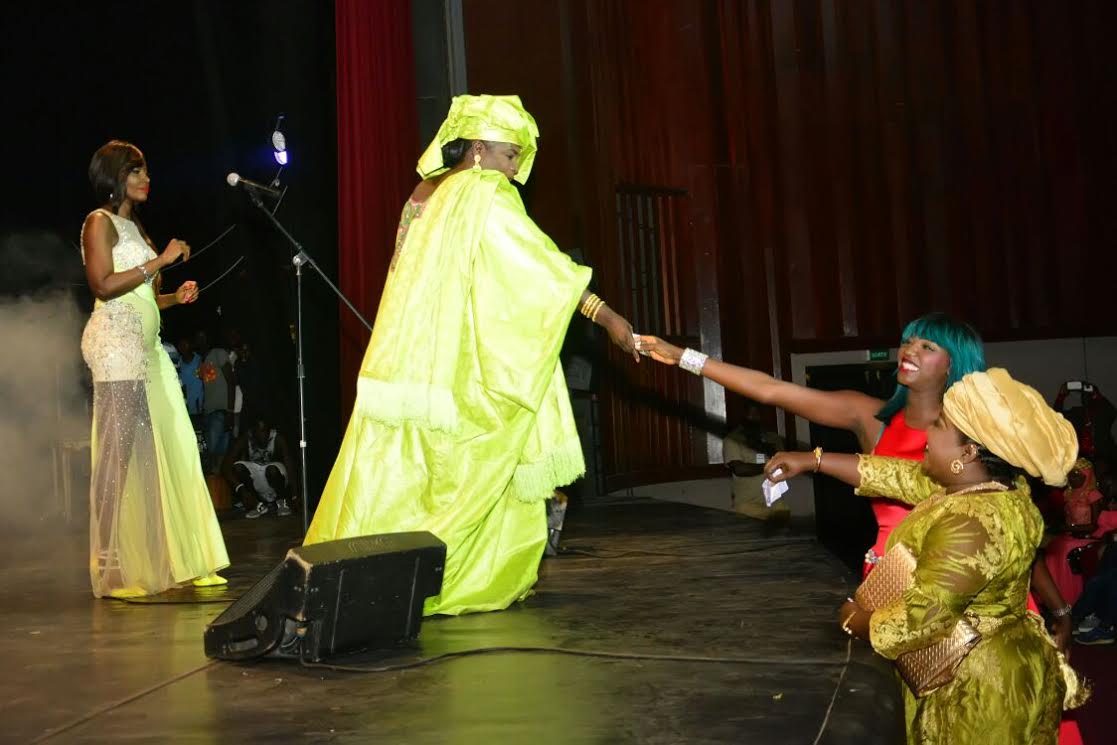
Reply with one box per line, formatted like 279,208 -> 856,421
272,115 -> 288,165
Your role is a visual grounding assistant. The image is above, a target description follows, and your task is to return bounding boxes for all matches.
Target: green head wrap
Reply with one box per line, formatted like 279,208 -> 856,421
416,94 -> 539,185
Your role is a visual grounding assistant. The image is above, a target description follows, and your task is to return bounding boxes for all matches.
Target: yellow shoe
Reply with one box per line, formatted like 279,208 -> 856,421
107,587 -> 147,599
192,574 -> 228,587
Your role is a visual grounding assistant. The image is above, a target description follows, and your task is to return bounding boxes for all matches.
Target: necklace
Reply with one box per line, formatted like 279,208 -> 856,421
947,481 -> 1009,496
918,481 -> 1009,511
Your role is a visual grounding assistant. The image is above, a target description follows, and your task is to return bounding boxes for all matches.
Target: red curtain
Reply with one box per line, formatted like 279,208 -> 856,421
335,0 -> 419,419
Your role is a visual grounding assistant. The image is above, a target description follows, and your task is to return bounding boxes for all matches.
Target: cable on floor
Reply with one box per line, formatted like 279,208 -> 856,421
298,644 -> 851,674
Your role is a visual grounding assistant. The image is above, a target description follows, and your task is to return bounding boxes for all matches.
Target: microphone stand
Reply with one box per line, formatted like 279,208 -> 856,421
244,188 -> 372,536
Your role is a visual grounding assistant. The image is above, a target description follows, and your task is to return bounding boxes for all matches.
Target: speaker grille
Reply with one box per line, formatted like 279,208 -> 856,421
210,558 -> 285,626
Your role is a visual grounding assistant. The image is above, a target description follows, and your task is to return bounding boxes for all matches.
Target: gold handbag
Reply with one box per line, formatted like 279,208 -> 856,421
855,542 -> 981,697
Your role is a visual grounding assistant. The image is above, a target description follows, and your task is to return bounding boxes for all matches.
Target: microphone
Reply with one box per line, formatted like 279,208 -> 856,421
226,172 -> 281,198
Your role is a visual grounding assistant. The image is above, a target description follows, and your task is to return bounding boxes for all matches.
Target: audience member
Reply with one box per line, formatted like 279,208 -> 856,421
223,416 -> 297,518
201,328 -> 238,473
1044,458 -> 1117,606
1073,533 -> 1117,645
175,334 -> 204,428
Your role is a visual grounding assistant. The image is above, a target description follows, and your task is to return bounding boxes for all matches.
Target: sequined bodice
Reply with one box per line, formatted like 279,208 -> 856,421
81,209 -> 158,311
98,210 -> 157,273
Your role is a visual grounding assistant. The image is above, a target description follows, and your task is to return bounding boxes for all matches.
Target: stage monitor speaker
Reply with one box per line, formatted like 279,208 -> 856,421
204,531 -> 446,662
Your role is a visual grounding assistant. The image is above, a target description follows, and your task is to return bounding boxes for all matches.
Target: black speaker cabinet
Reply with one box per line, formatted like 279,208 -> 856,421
204,531 -> 446,662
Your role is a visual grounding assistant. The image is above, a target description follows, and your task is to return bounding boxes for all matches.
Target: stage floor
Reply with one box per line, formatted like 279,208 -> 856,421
5,499 -> 902,744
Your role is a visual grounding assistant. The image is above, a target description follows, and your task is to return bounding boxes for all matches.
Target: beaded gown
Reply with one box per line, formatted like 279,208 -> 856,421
80,209 -> 228,597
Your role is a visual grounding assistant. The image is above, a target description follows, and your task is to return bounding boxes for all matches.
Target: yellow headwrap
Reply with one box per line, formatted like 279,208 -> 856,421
416,94 -> 539,185
943,368 -> 1078,486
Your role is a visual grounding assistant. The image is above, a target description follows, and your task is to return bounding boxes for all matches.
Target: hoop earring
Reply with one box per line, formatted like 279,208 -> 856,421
473,153 -> 482,170
950,459 -> 964,475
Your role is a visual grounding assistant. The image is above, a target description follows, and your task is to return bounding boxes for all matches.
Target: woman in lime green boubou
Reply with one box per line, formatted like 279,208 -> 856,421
305,95 -> 638,615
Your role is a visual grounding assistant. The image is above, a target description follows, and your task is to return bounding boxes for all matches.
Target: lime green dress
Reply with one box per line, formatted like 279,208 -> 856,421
855,455 -> 1082,744
305,170 -> 591,616
81,210 -> 229,597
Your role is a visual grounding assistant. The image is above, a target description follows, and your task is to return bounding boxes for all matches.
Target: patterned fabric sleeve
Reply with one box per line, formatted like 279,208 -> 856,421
869,501 -> 1004,659
855,455 -> 940,505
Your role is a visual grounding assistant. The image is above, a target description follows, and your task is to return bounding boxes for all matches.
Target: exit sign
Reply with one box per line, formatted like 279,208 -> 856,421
867,349 -> 890,361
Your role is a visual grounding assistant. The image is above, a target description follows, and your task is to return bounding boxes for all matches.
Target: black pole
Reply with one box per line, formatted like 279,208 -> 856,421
245,189 -> 372,536
292,253 -> 310,535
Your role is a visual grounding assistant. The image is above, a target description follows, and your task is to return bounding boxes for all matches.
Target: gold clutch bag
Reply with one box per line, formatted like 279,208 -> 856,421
855,542 -> 981,697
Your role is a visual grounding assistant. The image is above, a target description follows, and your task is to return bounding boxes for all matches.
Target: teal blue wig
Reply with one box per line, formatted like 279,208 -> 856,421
875,313 -> 986,423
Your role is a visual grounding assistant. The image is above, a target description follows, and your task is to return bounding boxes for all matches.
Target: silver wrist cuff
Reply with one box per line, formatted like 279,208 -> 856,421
679,348 -> 708,376
1051,605 -> 1073,619
138,264 -> 156,285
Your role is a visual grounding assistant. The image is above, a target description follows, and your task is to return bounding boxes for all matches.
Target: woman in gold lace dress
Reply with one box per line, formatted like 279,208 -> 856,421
765,369 -> 1085,744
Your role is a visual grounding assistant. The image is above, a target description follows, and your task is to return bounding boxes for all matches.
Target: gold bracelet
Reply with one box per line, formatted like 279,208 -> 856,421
590,300 -> 606,323
589,297 -> 605,320
580,293 -> 602,318
812,446 -> 824,473
585,294 -> 603,319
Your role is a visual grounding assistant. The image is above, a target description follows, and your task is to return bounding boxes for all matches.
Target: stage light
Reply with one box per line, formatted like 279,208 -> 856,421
272,115 -> 288,165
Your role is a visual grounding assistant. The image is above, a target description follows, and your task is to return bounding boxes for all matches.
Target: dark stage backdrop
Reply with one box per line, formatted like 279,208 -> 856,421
462,0 -> 1117,485
334,0 -> 419,422
1,1 -> 341,502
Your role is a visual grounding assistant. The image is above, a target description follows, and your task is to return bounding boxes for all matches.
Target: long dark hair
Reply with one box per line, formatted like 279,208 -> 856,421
87,140 -> 153,244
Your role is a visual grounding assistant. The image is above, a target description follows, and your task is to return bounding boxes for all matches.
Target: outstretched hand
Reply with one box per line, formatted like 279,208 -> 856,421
763,451 -> 818,483
599,308 -> 639,362
633,335 -> 684,366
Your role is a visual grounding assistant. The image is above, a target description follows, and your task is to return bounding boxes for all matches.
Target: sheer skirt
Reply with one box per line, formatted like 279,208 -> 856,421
88,379 -> 174,596
82,300 -> 178,597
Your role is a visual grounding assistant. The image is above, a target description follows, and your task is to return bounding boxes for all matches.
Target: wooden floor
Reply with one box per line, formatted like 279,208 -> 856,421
5,499 -> 904,744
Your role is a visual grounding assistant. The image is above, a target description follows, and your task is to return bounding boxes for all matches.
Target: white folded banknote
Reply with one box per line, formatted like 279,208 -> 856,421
762,468 -> 789,507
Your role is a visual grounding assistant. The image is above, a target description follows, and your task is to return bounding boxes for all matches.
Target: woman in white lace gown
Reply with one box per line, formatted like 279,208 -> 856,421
81,140 -> 229,598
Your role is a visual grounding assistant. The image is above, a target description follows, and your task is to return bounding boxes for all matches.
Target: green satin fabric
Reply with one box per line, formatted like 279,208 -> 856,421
856,456 -> 1065,744
305,169 -> 590,615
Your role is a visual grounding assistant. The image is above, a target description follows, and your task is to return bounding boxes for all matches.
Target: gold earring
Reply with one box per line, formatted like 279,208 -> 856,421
950,459 -> 964,475
473,153 -> 481,170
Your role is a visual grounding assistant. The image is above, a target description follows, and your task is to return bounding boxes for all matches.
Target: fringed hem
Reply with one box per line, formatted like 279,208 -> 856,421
355,376 -> 459,433
511,437 -> 586,503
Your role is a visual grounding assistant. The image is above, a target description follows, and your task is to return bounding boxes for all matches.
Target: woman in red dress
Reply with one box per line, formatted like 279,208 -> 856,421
637,312 -> 984,575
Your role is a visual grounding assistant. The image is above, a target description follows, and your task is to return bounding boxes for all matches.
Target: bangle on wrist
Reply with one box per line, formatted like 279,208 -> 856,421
678,348 -> 708,376
812,446 -> 824,473
590,301 -> 606,323
580,293 -> 604,320
1051,605 -> 1073,619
